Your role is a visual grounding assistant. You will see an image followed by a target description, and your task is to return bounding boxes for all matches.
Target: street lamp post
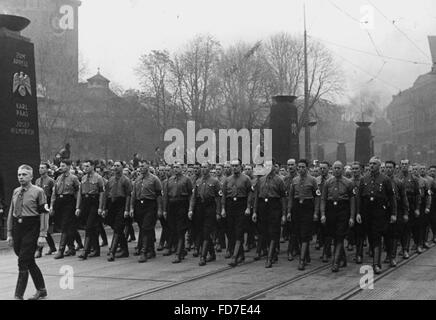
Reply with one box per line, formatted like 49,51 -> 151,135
305,120 -> 317,162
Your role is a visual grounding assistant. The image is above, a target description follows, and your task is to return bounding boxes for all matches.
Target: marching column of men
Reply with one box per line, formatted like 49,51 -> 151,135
12,154 -> 436,300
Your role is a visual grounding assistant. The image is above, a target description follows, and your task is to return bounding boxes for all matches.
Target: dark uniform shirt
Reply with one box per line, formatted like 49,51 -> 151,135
51,173 -> 80,204
81,172 -> 105,195
256,173 -> 286,199
106,174 -> 132,199
54,173 -> 80,195
417,175 -> 431,211
35,176 -> 54,202
9,185 -> 46,218
165,174 -> 192,200
358,172 -> 396,216
133,173 -> 162,200
322,176 -> 355,201
289,175 -> 319,200
7,184 -> 48,238
396,172 -> 421,210
389,176 -> 409,217
193,175 -> 221,201
217,175 -> 227,189
222,173 -> 252,199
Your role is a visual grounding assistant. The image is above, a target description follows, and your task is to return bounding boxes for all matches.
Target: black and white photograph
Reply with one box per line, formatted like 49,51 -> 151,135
0,0 -> 436,307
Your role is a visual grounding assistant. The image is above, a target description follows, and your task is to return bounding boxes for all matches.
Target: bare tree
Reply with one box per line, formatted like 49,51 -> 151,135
218,41 -> 270,129
171,35 -> 222,128
136,50 -> 181,135
264,32 -> 344,133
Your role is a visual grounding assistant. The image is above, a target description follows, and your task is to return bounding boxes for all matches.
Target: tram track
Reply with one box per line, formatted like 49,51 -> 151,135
118,242 -> 435,300
119,246 -> 342,300
334,243 -> 436,300
238,244 -> 435,300
118,253 -> 261,300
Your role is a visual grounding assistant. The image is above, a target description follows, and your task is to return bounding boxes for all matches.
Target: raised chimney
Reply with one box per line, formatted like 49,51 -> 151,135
429,36 -> 436,73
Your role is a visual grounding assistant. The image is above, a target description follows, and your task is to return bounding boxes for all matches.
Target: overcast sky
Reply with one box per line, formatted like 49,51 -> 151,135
79,0 -> 436,106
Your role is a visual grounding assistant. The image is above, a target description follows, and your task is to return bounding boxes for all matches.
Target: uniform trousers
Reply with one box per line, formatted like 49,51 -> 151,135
293,199 -> 315,243
226,198 -> 248,245
257,198 -> 282,243
13,217 -> 45,290
325,201 -> 350,242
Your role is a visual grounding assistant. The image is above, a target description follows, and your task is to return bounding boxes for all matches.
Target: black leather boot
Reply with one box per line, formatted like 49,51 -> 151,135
199,240 -> 208,266
355,237 -> 363,264
265,241 -> 275,268
46,233 -> 57,254
139,232 -> 149,263
107,233 -> 119,262
402,233 -> 411,259
298,242 -> 308,271
89,233 -> 101,257
172,237 -> 184,264
236,245 -> 245,264
321,237 -> 331,262
390,238 -> 398,267
331,243 -> 341,273
14,270 -> 29,300
339,244 -> 347,268
255,235 -> 263,261
54,233 -> 68,259
305,245 -> 311,265
79,236 -> 91,260
35,247 -> 43,259
206,240 -> 216,262
373,245 -> 382,274
228,240 -> 242,267
116,233 -> 129,258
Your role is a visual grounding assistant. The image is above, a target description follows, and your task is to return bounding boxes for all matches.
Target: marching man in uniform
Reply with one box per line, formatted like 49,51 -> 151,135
130,161 -> 161,263
163,162 -> 193,263
253,160 -> 287,268
51,160 -> 80,259
76,160 -> 105,260
288,159 -> 320,271
357,157 -> 396,274
188,162 -> 221,266
221,159 -> 253,267
7,165 -> 49,300
320,161 -> 355,272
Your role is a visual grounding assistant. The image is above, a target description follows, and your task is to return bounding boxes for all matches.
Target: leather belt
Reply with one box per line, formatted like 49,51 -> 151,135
259,198 -> 279,203
138,198 -> 155,204
58,194 -> 74,199
14,216 -> 39,224
84,194 -> 98,198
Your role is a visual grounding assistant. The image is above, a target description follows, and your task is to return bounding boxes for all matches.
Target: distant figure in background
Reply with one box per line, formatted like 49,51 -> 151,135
59,143 -> 71,160
133,153 -> 140,169
154,147 -> 164,165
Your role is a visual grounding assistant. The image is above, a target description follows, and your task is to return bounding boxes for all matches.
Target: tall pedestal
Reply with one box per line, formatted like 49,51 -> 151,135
270,96 -> 299,164
354,122 -> 372,165
316,144 -> 325,162
0,15 -> 40,239
337,142 -> 347,165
